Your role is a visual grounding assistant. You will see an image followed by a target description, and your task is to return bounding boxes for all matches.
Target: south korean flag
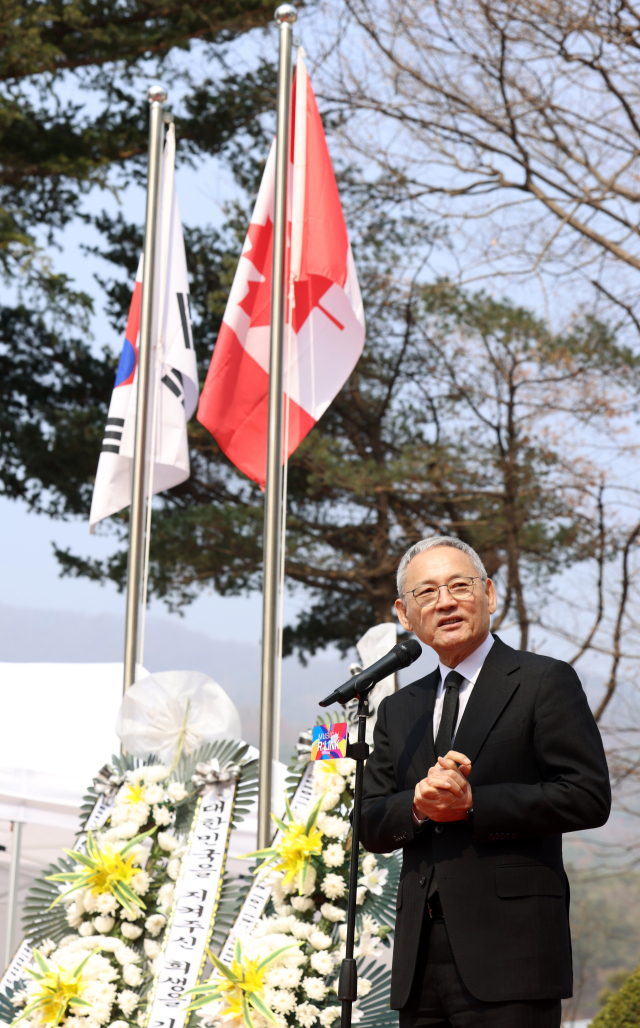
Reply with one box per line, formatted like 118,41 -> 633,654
89,124 -> 198,532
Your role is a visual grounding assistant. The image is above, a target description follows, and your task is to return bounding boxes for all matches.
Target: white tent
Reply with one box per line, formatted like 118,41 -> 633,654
0,663 -> 137,830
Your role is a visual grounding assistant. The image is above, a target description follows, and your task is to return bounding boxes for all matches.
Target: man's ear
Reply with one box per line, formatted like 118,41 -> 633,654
485,578 -> 498,615
395,597 -> 412,632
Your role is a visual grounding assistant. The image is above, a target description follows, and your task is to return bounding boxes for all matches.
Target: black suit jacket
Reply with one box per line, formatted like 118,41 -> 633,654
360,635 -> 611,1008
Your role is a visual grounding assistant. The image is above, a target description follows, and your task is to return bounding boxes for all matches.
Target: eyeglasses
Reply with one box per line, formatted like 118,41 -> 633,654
402,576 -> 485,609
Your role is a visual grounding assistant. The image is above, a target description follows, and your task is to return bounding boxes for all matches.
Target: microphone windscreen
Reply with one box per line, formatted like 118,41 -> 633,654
393,638 -> 422,667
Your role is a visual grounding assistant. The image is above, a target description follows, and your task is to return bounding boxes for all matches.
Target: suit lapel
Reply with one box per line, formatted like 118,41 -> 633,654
396,668 -> 439,788
453,635 -> 521,765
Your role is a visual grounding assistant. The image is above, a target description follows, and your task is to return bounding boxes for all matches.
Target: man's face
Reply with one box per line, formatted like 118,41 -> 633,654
395,547 -> 497,665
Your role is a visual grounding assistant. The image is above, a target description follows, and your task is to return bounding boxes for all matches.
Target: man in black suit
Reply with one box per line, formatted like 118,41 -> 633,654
361,535 -> 611,1027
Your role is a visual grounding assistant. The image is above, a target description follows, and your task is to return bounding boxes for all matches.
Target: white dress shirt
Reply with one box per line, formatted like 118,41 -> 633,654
412,633 -> 495,827
432,633 -> 494,744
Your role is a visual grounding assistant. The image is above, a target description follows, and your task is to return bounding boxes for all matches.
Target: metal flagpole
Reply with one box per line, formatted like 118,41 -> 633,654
122,83 -> 167,695
5,821 -> 22,968
257,3 -> 297,850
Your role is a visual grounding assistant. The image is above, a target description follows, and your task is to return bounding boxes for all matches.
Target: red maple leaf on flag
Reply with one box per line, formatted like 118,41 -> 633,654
238,218 -> 273,327
239,216 -> 344,334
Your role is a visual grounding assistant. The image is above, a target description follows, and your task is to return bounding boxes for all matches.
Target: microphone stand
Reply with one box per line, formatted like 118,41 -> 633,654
333,688 -> 373,1028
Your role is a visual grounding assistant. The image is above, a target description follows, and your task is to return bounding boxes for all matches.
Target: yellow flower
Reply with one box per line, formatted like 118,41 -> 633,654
315,759 -> 342,781
243,795 -> 324,895
184,941 -> 294,1028
124,782 -> 145,805
12,949 -> 94,1028
46,830 -> 154,916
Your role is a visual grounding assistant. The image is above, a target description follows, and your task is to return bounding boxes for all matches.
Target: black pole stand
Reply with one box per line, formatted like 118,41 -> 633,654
335,692 -> 373,1028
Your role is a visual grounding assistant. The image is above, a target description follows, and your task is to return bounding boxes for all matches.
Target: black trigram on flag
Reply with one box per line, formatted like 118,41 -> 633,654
177,293 -> 193,349
101,417 -> 124,454
162,367 -> 185,406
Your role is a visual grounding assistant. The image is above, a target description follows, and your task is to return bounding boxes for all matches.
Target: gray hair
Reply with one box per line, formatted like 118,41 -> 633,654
396,536 -> 488,597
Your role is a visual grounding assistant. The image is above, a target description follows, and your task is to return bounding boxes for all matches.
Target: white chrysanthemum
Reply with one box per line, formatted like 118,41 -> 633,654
317,814 -> 349,839
303,977 -> 327,1001
144,938 -> 162,959
95,893 -> 117,915
93,916 -> 114,934
167,857 -> 182,880
144,784 -> 165,805
137,1012 -> 147,1028
79,921 -> 96,937
355,932 -> 381,959
257,914 -> 295,936
118,905 -> 142,922
89,937 -> 119,953
358,867 -> 388,896
167,782 -> 188,802
309,930 -> 332,950
158,832 -> 179,853
321,792 -> 342,812
157,882 -> 175,913
145,914 -> 167,937
109,1020 -> 129,1028
130,870 -> 150,896
111,792 -> 150,828
358,978 -> 372,997
153,805 -> 173,827
361,914 -> 380,934
361,853 -> 377,876
83,892 -> 98,914
291,921 -> 313,940
113,946 -> 140,967
356,887 -> 367,905
39,939 -> 56,957
107,821 -> 139,841
120,923 -> 143,940
273,902 -> 293,916
320,902 -> 345,923
82,986 -> 115,1026
312,766 -> 346,795
122,964 -> 143,987
268,873 -> 291,906
266,989 -> 296,1014
321,873 -> 346,901
323,844 -> 345,868
66,902 -> 84,929
310,950 -> 334,976
141,765 -> 169,784
290,896 -> 314,913
117,990 -> 140,1017
297,1001 -> 320,1027
338,924 -> 349,942
319,1006 -> 341,1028
264,966 -> 303,989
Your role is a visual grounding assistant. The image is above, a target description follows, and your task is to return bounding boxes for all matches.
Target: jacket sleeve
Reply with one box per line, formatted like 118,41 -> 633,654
360,695 -> 419,853
472,660 -> 611,842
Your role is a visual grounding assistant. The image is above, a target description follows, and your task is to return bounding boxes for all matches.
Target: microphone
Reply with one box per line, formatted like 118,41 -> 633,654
319,638 -> 422,707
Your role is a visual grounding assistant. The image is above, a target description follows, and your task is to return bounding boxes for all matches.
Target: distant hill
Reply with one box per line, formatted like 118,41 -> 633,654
0,603 -> 358,757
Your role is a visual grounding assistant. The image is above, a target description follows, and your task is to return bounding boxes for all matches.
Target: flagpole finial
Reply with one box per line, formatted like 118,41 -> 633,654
147,83 -> 168,104
274,3 -> 297,23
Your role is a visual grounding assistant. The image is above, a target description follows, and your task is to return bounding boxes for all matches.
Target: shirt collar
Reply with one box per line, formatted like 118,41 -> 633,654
438,633 -> 495,686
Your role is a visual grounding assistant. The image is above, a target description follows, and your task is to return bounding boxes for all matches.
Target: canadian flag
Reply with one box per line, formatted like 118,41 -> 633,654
197,54 -> 365,486
89,124 -> 198,532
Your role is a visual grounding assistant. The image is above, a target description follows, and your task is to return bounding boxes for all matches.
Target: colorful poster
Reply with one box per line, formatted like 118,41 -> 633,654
311,722 -> 348,760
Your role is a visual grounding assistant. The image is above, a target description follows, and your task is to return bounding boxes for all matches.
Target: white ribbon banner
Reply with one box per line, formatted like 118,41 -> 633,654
0,794 -> 115,997
144,781 -> 236,1028
219,762 -> 315,964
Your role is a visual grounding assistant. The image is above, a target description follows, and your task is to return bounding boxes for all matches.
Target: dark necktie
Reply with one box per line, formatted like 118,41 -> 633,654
435,670 -> 465,757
